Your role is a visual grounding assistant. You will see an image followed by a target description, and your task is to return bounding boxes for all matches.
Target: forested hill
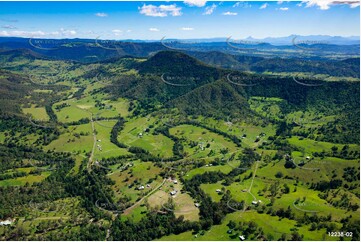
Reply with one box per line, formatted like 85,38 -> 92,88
138,51 -> 220,79
250,57 -> 360,78
107,51 -> 359,126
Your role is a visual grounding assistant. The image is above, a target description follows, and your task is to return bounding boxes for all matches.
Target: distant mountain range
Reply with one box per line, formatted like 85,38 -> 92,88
0,35 -> 359,63
0,35 -> 359,45
111,35 -> 360,45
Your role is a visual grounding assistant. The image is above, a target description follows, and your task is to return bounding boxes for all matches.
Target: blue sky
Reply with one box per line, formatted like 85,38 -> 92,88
0,1 -> 359,39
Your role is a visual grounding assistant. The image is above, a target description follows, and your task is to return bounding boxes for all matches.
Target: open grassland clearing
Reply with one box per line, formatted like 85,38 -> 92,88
287,136 -> 359,154
159,210 -> 338,241
53,94 -> 128,123
169,124 -> 238,158
270,183 -> 357,221
53,100 -> 90,123
108,160 -> 163,204
45,123 -> 93,154
257,156 -> 359,185
0,132 -> 6,143
118,117 -> 174,158
22,105 -> 49,121
0,171 -> 51,186
147,178 -> 199,221
93,122 -> 130,160
249,97 -> 285,121
185,164 -> 234,180
194,117 -> 276,148
4,196 -> 91,236
286,111 -> 335,127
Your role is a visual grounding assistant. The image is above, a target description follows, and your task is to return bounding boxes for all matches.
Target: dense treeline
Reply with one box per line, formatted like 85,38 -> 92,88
0,116 -> 60,146
251,57 -> 360,78
0,148 -> 74,219
180,120 -> 242,147
110,118 -> 127,149
246,78 -> 360,144
111,211 -> 196,240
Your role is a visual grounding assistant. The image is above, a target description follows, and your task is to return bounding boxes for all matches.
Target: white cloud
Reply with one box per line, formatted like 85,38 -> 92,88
112,29 -> 122,36
0,28 -> 77,38
302,0 -> 334,9
301,0 -> 360,10
203,3 -> 217,15
181,27 -> 194,31
233,2 -> 251,8
149,28 -> 160,32
60,28 -> 77,36
260,3 -> 268,9
222,11 -> 238,15
183,0 -> 207,7
280,7 -> 289,10
95,12 -> 108,17
277,1 -> 284,4
1,25 -> 16,29
349,2 -> 360,8
0,30 -> 46,37
139,4 -> 182,17
233,2 -> 241,7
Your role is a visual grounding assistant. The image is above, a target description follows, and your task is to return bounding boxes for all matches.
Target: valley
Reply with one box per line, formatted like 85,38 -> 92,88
0,40 -> 359,241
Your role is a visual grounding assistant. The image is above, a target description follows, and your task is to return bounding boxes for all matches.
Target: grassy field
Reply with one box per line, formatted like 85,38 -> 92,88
45,123 -> 94,153
93,122 -> 130,160
288,136 -> 359,153
147,178 -> 199,221
118,117 -> 174,158
193,117 -> 276,148
0,171 -> 51,186
22,105 -> 49,121
0,132 -> 5,143
169,124 -> 238,159
159,210 -> 340,241
108,160 -> 163,203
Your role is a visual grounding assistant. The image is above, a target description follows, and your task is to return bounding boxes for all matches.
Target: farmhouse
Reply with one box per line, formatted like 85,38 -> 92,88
216,189 -> 221,193
239,235 -> 245,241
252,201 -> 258,205
170,190 -> 177,196
0,219 -> 12,226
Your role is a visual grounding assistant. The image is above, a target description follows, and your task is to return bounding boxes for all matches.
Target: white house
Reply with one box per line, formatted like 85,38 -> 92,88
0,220 -> 12,226
239,235 -> 245,241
